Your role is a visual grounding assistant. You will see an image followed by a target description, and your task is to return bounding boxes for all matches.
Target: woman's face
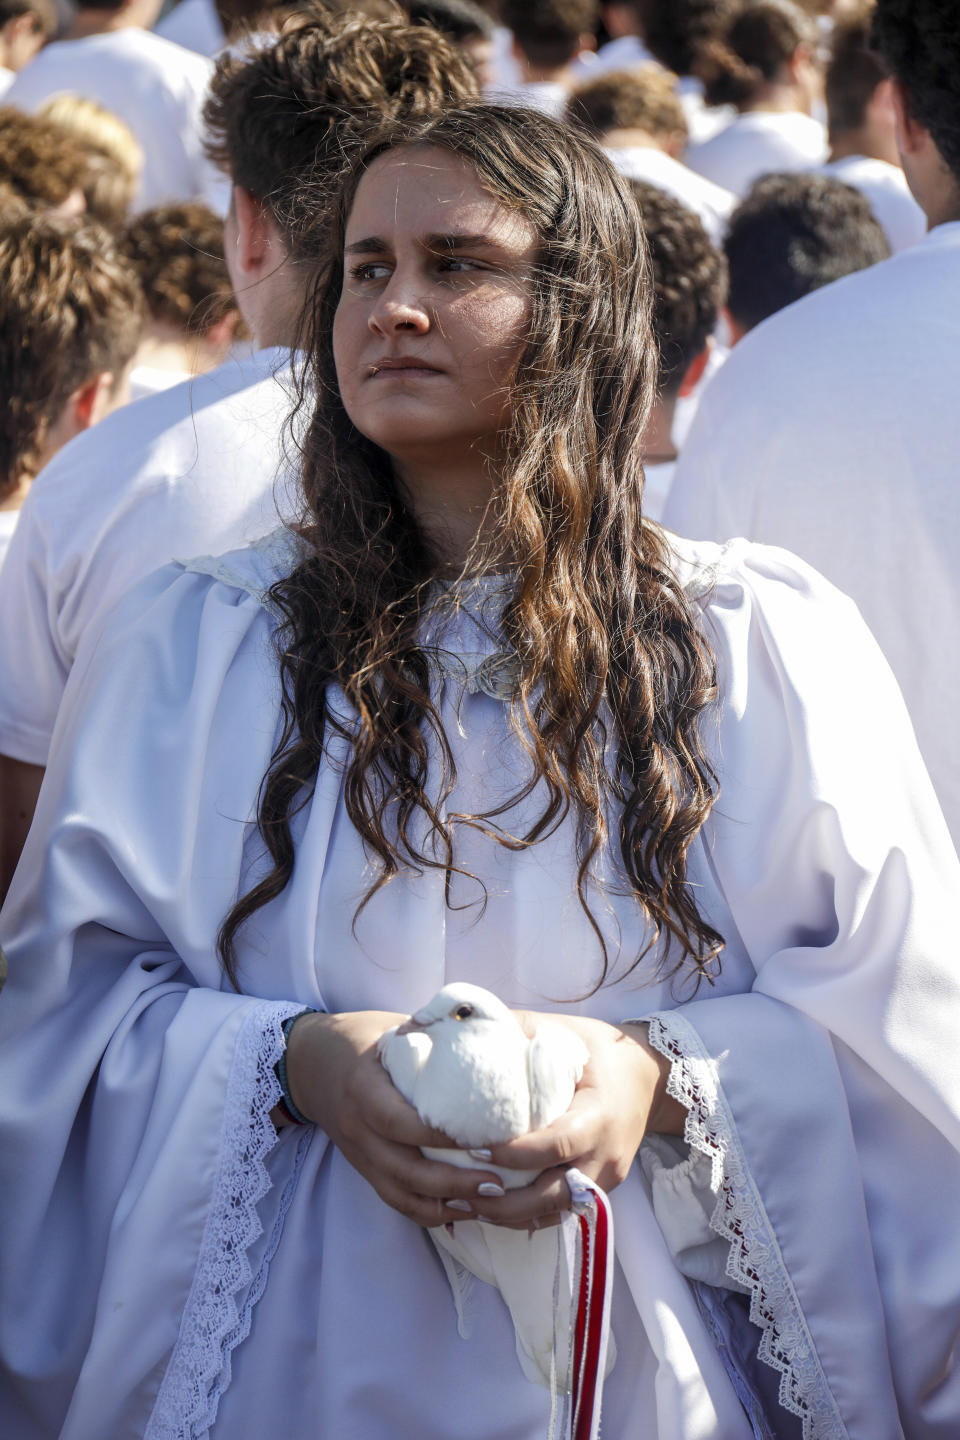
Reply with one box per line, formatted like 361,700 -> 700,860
333,146 -> 538,475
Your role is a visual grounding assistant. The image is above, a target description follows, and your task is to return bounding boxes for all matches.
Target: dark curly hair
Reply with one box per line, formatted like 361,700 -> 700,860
203,10 -> 478,258
627,181 -> 727,396
0,107 -> 94,212
0,213 -> 143,491
725,171 -> 889,333
218,104 -> 725,996
871,0 -> 960,182
122,202 -> 237,338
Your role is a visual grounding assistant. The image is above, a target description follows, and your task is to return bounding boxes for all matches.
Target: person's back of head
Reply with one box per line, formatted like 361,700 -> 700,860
122,202 -> 242,372
634,0 -> 739,80
405,0 -> 495,87
204,10 -> 480,261
567,67 -> 688,155
0,0 -> 54,72
0,107 -> 95,218
699,0 -> 821,111
825,4 -> 899,160
38,95 -> 144,229
499,0 -> 598,75
0,212 -> 144,497
723,170 -> 889,336
627,179 -> 727,400
870,0 -> 960,220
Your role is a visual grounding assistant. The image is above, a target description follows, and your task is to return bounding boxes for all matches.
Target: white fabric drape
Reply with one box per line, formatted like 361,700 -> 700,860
0,531 -> 957,1438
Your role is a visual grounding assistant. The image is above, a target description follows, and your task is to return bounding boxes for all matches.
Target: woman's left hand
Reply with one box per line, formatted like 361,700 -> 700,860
472,1014 -> 685,1231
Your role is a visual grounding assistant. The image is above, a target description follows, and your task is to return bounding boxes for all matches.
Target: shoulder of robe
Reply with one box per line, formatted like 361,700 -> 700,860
666,531 -> 854,618
175,526 -> 308,612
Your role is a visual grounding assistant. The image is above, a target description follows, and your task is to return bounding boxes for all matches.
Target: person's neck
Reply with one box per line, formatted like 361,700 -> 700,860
519,56 -> 575,85
0,474 -> 31,512
740,85 -> 808,116
830,125 -> 900,168
603,126 -> 669,153
67,7 -> 139,37
133,327 -> 202,377
643,398 -> 678,467
395,455 -> 500,576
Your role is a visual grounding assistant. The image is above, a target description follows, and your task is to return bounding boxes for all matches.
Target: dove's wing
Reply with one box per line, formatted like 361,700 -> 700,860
526,1024 -> 589,1131
378,1027 -> 433,1107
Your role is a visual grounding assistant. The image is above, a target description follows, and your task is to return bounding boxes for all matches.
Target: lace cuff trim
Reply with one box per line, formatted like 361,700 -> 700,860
145,1000 -> 307,1440
645,1012 -> 848,1440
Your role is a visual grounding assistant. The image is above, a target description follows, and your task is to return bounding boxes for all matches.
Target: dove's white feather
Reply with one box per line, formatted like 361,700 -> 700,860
525,1023 -> 589,1131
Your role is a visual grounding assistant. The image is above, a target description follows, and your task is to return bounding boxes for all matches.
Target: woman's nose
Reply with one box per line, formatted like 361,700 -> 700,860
368,278 -> 431,336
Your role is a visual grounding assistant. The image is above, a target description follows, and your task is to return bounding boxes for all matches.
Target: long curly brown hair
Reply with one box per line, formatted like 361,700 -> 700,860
219,105 -> 724,992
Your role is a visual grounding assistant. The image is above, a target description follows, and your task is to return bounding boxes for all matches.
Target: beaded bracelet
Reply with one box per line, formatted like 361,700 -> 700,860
275,1010 -> 319,1125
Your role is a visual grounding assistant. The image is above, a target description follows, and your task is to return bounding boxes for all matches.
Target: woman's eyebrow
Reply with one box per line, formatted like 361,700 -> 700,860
344,231 -> 510,257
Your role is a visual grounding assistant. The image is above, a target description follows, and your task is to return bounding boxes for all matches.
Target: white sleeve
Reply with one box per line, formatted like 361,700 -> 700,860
638,542 -> 960,1432
0,483 -> 69,763
0,558 -> 318,1437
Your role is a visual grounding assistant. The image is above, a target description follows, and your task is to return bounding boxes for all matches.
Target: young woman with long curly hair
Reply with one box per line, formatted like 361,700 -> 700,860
0,104 -> 958,1439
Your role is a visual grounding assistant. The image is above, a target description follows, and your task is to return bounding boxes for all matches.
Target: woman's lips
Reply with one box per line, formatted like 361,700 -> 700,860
367,357 -> 443,376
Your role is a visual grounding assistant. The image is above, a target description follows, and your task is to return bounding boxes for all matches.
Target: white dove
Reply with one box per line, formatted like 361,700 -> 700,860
378,983 -> 616,1436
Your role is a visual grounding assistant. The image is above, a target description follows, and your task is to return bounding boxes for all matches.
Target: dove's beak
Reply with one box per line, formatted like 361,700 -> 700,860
395,1017 -> 428,1036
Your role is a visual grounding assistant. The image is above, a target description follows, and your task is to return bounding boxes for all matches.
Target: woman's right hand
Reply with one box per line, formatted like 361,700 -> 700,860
284,1009 -> 508,1227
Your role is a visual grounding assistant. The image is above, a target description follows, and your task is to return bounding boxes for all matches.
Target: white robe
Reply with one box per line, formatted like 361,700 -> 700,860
663,222 -> 960,850
0,529 -> 958,1438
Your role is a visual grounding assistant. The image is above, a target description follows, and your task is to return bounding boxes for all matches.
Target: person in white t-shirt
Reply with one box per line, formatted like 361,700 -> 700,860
0,211 -> 142,569
121,200 -> 242,399
0,0 -> 51,98
568,66 -> 735,243
626,180 -> 727,520
721,169 -> 889,342
685,0 -> 827,195
816,7 -> 925,252
491,0 -> 597,117
665,0 -> 960,849
5,0 -> 227,211
0,12 -> 479,896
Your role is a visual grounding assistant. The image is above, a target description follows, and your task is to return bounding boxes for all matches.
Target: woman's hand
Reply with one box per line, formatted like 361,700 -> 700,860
469,1014 -> 686,1232
283,1009 -> 516,1228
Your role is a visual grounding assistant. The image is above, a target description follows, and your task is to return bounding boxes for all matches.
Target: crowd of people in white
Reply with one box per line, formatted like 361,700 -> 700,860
0,1 -> 957,1437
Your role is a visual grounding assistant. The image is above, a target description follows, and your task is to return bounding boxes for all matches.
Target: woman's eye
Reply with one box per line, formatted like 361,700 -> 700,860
436,256 -> 483,274
348,262 -> 391,282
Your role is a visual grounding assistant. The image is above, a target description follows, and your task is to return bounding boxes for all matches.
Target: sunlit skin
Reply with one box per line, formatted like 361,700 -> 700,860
333,146 -> 538,569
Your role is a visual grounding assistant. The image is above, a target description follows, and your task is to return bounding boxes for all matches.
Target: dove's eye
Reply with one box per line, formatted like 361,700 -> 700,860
453,1003 -> 474,1021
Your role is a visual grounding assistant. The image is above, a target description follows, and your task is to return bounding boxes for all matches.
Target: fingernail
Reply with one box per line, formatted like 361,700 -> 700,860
469,1148 -> 493,1161
446,1199 -> 473,1213
477,1182 -> 505,1198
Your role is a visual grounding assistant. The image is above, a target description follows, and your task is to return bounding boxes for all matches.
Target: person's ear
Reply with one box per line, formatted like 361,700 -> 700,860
202,308 -> 242,360
71,371 -> 116,430
47,188 -> 86,221
889,76 -> 926,158
232,185 -> 277,280
677,342 -> 712,398
720,306 -> 747,348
